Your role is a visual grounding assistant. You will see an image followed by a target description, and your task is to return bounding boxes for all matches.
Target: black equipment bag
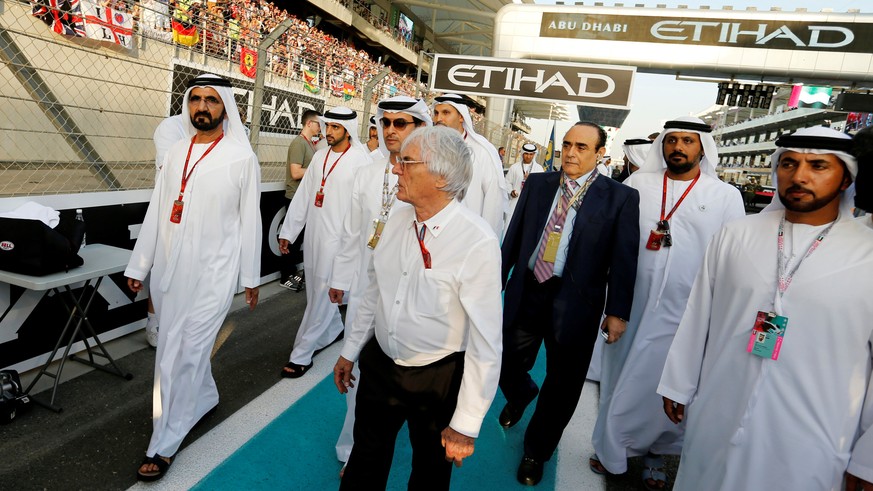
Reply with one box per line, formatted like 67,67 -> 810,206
0,370 -> 31,424
0,217 -> 85,276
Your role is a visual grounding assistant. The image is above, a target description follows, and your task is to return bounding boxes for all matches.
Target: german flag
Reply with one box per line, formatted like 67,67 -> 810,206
172,20 -> 198,46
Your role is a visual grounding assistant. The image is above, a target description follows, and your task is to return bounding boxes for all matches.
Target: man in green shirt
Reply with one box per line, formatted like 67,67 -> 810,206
280,109 -> 320,291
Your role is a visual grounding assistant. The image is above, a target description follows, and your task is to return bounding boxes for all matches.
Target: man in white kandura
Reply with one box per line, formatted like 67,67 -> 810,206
125,73 -> 262,482
333,126 -> 502,490
433,93 -> 507,238
616,137 -> 653,183
365,115 -> 384,159
328,95 -> 431,472
278,107 -> 370,378
504,142 -> 544,234
590,117 -> 745,490
658,126 -> 873,491
585,136 -> 656,382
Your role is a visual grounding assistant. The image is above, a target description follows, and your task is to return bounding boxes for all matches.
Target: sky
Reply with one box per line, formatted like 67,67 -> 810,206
525,0 -> 870,158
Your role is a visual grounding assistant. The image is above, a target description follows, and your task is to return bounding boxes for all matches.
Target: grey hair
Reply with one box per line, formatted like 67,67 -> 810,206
401,126 -> 473,201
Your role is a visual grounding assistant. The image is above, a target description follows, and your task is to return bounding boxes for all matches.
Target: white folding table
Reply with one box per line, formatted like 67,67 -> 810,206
0,244 -> 135,412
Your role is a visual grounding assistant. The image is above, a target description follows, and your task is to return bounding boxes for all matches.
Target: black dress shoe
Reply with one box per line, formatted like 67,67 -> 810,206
499,387 -> 539,428
517,456 -> 544,486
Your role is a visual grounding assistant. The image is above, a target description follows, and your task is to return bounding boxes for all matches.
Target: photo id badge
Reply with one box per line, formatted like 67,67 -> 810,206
170,200 -> 184,224
542,231 -> 561,263
746,311 -> 789,360
314,190 -> 324,208
367,219 -> 386,250
645,229 -> 664,250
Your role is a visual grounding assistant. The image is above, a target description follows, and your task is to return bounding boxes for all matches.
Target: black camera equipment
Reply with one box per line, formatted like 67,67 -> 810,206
0,370 -> 32,424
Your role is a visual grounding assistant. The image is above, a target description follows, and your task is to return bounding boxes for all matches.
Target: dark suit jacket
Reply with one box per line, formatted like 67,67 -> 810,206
501,171 -> 640,346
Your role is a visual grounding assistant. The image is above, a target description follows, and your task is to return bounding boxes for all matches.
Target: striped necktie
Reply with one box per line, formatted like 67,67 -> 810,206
533,179 -> 578,283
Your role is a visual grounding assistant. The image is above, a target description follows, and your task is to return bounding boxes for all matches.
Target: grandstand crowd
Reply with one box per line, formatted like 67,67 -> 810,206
132,0 -> 422,100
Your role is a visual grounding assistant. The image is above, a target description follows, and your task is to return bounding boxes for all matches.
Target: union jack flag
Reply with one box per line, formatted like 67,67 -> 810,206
31,0 -> 86,37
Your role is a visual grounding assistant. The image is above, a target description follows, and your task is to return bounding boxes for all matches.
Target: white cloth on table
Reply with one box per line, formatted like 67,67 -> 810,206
0,201 -> 60,228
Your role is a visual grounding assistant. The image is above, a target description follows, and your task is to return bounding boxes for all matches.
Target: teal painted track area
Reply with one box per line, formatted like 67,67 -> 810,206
193,348 -> 552,490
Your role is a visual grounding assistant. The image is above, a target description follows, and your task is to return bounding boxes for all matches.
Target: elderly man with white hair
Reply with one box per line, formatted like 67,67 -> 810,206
125,73 -> 262,481
327,95 -> 431,470
433,93 -> 508,238
658,126 -> 873,491
278,107 -> 370,378
333,125 -> 503,490
590,117 -> 745,489
504,142 -> 544,234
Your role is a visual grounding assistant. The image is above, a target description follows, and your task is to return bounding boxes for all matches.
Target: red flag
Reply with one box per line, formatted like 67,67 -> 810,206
240,46 -> 257,78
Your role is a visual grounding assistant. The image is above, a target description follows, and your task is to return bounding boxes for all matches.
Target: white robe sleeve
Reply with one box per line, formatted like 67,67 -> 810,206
330,171 -> 365,292
279,151 -> 315,243
657,227 -> 722,405
339,251 -> 377,362
125,166 -> 167,280
846,336 -> 873,482
238,154 -> 262,289
505,164 -> 520,196
479,162 -> 506,239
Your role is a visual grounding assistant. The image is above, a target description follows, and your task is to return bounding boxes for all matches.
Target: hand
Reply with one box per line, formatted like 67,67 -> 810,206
278,238 -> 290,254
510,190 -> 518,198
601,315 -> 627,344
663,396 -> 685,424
333,356 -> 356,394
127,278 -> 143,293
328,288 -> 344,304
245,287 -> 259,311
846,472 -> 873,491
441,427 -> 475,467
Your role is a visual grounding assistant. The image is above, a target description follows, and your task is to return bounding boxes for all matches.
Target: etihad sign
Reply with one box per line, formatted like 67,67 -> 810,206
430,54 -> 634,108
540,13 -> 872,53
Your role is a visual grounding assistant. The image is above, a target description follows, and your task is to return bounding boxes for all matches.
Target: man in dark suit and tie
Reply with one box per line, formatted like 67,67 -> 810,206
499,121 -> 640,485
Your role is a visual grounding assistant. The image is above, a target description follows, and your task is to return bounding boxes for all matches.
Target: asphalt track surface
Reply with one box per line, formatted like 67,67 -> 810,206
0,282 -> 678,490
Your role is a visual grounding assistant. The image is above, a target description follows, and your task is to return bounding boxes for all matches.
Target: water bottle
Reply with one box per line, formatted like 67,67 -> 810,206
75,208 -> 87,247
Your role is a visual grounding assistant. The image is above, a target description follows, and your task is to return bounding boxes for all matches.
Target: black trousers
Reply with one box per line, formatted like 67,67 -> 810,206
280,198 -> 305,279
340,339 -> 465,491
499,270 -> 594,462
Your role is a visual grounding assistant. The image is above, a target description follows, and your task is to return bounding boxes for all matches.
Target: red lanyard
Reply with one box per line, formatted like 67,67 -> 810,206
660,169 -> 701,223
178,133 -> 223,201
301,134 -> 316,152
414,221 -> 432,269
319,145 -> 350,191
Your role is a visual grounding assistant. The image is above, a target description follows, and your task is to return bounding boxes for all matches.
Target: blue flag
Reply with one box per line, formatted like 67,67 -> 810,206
543,124 -> 556,171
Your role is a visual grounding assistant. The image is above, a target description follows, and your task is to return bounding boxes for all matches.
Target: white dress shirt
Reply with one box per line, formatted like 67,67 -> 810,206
341,199 -> 503,438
